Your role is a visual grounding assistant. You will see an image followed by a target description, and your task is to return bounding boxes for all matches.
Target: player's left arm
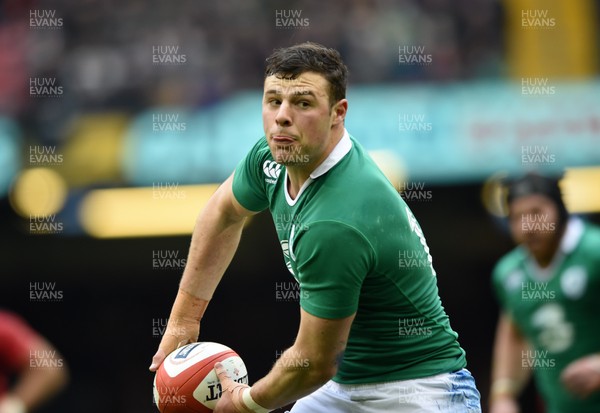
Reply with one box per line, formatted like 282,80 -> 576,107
214,308 -> 355,412
560,353 -> 600,398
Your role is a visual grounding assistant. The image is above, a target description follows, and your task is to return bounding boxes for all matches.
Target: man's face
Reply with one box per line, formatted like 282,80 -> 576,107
262,71 -> 346,168
508,194 -> 562,259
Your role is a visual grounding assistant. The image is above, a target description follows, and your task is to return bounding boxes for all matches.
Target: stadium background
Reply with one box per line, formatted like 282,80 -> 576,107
1,0 -> 599,412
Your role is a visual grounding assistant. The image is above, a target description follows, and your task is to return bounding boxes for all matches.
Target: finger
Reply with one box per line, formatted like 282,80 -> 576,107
562,377 -> 577,395
176,338 -> 192,349
580,390 -> 592,398
149,334 -> 185,371
573,378 -> 595,399
563,376 -> 587,398
214,362 -> 234,387
149,348 -> 166,372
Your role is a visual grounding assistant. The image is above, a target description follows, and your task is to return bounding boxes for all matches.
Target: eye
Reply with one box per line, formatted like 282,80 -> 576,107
297,101 -> 310,108
267,98 -> 281,106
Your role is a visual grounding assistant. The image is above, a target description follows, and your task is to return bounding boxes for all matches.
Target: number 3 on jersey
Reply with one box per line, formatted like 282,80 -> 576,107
531,303 -> 574,353
405,207 -> 436,276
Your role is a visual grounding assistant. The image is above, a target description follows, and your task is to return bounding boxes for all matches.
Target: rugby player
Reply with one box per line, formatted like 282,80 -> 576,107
490,173 -> 600,413
150,42 -> 482,413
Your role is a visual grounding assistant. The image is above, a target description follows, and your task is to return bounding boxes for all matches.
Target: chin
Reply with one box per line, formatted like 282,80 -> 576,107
527,243 -> 553,260
275,158 -> 294,167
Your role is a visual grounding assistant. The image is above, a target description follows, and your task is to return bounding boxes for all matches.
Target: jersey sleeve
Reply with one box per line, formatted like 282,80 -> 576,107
0,312 -> 42,373
293,221 -> 374,319
232,137 -> 272,212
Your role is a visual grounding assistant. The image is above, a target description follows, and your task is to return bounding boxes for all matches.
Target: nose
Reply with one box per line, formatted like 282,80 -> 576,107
275,101 -> 292,127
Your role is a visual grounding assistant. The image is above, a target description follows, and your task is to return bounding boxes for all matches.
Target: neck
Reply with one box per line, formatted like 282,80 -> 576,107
286,127 -> 344,199
532,224 -> 566,268
286,169 -> 310,200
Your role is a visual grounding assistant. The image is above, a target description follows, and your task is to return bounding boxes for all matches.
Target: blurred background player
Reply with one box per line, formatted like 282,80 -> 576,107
150,42 -> 482,413
0,311 -> 68,413
490,173 -> 600,413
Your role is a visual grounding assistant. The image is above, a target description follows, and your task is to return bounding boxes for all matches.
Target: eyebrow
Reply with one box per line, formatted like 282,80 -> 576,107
264,89 -> 317,98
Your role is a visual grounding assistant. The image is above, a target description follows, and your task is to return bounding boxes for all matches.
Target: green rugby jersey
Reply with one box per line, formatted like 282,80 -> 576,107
493,219 -> 600,413
232,131 -> 466,384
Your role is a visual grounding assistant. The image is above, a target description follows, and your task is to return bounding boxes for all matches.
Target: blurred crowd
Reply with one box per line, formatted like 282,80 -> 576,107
0,0 -> 503,145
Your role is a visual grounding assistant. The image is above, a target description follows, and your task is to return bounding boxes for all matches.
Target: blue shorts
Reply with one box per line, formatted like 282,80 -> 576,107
289,368 -> 482,412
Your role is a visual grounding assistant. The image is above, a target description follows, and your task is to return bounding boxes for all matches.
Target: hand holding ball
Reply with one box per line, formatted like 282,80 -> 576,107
153,342 -> 248,412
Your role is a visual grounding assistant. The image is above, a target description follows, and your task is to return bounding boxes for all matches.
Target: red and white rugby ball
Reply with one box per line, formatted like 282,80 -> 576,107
153,342 -> 248,412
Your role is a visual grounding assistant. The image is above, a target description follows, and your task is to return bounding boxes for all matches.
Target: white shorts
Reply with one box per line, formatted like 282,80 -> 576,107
288,369 -> 481,413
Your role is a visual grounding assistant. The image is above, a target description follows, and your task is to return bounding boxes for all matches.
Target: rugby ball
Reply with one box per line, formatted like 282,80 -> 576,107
153,342 -> 248,412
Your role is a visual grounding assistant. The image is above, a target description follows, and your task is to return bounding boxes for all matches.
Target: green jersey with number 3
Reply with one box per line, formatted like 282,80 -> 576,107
493,219 -> 600,413
232,131 -> 466,384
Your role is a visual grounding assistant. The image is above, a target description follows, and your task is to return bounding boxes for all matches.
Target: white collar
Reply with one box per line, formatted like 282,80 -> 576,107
559,217 -> 585,254
284,129 -> 353,206
525,217 -> 585,280
309,129 -> 352,179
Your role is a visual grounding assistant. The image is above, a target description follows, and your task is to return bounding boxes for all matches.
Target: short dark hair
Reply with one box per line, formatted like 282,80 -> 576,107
264,42 -> 348,106
506,172 -> 569,225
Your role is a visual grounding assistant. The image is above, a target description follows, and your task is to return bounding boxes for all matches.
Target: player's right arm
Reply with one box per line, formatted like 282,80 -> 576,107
0,312 -> 68,413
149,173 -> 257,371
1,340 -> 69,413
489,312 -> 532,413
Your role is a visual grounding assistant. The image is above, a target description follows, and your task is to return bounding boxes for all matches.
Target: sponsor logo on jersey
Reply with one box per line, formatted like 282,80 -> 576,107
561,266 -> 588,300
505,270 -> 524,292
263,160 -> 282,184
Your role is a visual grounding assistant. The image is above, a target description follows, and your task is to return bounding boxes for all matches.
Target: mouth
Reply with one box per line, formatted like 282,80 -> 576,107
271,134 -> 296,144
524,236 -> 543,248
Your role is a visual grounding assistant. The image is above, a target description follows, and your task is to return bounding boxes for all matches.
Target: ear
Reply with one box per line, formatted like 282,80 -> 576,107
331,99 -> 348,126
